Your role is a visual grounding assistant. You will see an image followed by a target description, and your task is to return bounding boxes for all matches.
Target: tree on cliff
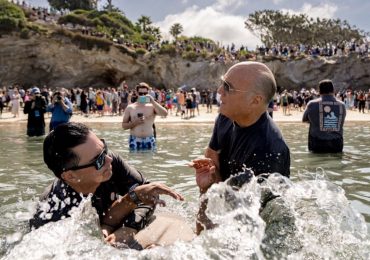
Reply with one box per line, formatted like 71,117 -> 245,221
48,0 -> 98,11
136,15 -> 152,33
245,10 -> 365,48
102,0 -> 122,13
135,15 -> 161,42
170,23 -> 183,41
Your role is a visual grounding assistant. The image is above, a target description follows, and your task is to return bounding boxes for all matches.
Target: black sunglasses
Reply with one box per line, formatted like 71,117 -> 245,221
64,139 -> 108,172
138,92 -> 148,96
221,76 -> 249,93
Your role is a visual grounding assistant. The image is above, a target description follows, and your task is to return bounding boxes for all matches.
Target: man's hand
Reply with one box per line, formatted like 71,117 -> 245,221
189,158 -> 218,193
133,116 -> 145,126
104,226 -> 137,246
134,183 -> 184,206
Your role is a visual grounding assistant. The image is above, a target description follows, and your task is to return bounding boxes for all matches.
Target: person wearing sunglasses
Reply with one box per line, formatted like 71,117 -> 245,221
29,122 -> 189,249
190,61 -> 291,234
122,82 -> 168,151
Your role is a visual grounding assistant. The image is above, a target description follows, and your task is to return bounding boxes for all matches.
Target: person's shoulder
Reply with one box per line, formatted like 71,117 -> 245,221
307,97 -> 321,106
126,104 -> 136,110
217,113 -> 229,121
335,99 -> 345,106
39,179 -> 63,200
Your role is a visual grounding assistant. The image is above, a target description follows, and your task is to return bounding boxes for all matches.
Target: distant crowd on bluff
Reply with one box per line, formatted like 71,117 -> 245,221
10,0 -> 370,65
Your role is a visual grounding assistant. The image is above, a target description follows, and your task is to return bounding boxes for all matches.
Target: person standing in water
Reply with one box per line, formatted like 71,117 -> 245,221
23,87 -> 47,137
122,82 -> 168,151
190,61 -> 291,234
302,79 -> 346,153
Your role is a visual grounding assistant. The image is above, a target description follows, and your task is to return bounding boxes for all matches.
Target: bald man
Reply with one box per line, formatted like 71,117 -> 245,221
191,61 -> 291,234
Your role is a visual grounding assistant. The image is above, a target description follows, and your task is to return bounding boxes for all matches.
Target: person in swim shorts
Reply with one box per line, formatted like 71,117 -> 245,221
122,82 -> 168,151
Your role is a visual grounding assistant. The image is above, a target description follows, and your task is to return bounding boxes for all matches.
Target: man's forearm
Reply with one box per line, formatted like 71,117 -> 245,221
152,100 -> 168,116
102,195 -> 137,228
122,121 -> 137,130
196,197 -> 216,235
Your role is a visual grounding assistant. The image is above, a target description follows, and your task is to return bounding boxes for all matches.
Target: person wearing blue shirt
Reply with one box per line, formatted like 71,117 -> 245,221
47,90 -> 73,131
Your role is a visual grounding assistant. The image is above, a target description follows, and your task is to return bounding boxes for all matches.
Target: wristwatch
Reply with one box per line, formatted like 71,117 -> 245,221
128,184 -> 142,205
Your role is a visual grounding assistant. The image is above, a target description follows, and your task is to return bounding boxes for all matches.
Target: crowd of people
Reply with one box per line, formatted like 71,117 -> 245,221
272,87 -> 370,116
9,1 -> 370,67
1,83 -> 370,124
0,60 -> 363,252
0,83 -> 220,120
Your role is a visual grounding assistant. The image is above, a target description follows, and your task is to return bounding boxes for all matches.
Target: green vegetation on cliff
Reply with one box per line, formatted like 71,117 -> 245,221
58,10 -> 158,44
0,0 -> 26,33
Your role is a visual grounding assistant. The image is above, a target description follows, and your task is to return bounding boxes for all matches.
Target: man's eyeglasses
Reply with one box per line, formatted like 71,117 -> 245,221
221,76 -> 249,93
64,139 -> 108,172
138,92 -> 148,96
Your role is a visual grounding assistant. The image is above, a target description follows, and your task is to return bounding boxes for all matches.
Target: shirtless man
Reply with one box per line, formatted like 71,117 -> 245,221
122,82 -> 168,150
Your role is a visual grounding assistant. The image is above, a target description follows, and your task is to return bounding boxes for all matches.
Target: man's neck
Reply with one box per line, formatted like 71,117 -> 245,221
66,181 -> 98,196
234,110 -> 265,128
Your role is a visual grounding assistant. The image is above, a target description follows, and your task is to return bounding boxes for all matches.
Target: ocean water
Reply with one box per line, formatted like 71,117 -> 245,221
0,122 -> 369,259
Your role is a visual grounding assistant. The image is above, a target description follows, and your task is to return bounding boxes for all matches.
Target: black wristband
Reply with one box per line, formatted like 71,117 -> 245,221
128,183 -> 142,205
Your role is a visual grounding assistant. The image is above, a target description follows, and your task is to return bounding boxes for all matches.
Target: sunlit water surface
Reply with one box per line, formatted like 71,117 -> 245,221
0,121 -> 369,259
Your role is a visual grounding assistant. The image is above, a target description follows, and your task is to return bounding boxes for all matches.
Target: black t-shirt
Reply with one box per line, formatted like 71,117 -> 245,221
23,97 -> 47,128
302,95 -> 346,152
29,152 -> 147,230
209,113 -> 290,181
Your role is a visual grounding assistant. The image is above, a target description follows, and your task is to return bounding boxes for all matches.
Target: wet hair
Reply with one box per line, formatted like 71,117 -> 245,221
43,122 -> 90,178
319,79 -> 334,94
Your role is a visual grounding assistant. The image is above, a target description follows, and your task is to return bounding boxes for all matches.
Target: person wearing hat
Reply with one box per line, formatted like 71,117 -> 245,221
302,79 -> 346,153
122,82 -> 168,151
23,87 -> 47,137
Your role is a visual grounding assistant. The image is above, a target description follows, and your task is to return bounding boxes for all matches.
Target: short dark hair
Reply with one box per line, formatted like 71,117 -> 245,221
43,122 -> 90,178
136,82 -> 150,92
319,80 -> 334,94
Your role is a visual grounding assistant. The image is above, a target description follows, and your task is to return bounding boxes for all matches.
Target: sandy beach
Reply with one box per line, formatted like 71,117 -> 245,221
0,105 -> 369,124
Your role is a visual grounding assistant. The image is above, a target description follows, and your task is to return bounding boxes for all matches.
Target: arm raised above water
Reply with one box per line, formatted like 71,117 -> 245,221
190,147 -> 221,234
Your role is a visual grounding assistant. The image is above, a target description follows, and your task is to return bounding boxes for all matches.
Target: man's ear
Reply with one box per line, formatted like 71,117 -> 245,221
252,94 -> 263,104
61,171 -> 78,183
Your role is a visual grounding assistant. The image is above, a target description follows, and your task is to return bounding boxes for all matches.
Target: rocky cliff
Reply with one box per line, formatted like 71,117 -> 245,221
1,34 -> 369,91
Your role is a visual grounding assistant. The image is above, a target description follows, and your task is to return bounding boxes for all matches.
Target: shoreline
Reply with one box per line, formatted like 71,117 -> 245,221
1,106 -> 369,125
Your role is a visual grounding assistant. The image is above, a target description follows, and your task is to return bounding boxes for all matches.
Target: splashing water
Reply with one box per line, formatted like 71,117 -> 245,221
3,173 -> 369,260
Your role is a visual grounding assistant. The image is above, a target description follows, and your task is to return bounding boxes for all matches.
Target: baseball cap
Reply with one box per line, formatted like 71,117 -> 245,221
31,87 -> 40,94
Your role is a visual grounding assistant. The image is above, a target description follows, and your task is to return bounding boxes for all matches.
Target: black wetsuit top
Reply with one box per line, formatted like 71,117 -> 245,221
209,113 -> 290,181
30,152 -> 152,230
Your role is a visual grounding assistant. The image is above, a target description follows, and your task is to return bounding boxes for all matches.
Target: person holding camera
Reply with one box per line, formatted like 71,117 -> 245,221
23,87 -> 47,137
47,90 -> 73,131
122,82 -> 168,151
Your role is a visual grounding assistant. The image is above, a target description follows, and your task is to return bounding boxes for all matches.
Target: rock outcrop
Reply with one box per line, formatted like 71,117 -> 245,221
1,34 -> 369,91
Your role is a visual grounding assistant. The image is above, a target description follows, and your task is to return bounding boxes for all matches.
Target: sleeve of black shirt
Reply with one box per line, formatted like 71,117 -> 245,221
110,152 -> 148,189
209,114 -> 221,151
302,103 -> 310,122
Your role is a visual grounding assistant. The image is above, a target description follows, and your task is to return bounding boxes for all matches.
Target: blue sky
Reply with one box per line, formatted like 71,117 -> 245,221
27,0 -> 370,49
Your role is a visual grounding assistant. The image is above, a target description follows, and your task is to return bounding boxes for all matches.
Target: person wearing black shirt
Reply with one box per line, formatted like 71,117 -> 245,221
29,122 -> 184,249
23,87 -> 47,137
190,61 -> 290,234
302,79 -> 346,153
